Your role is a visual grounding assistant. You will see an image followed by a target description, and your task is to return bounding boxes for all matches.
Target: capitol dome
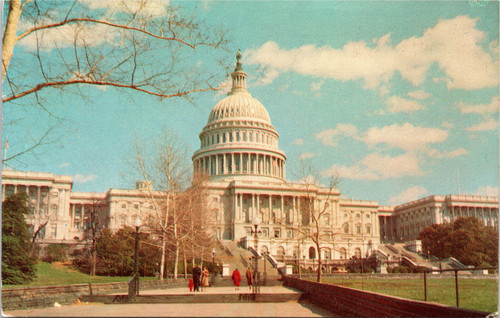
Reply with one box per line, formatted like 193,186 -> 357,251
192,52 -> 286,182
207,93 -> 271,125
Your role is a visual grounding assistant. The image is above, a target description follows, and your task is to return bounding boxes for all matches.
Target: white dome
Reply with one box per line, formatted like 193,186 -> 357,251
207,92 -> 271,125
192,51 -> 286,182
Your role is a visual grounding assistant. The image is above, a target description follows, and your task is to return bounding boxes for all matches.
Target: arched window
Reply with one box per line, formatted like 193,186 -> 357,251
339,247 -> 347,259
277,246 -> 285,256
354,248 -> 362,259
343,223 -> 349,234
323,248 -> 331,260
309,246 -> 316,259
260,245 -> 269,255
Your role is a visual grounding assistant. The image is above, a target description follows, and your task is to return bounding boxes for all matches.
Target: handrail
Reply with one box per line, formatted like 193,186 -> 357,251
266,253 -> 279,268
128,273 -> 139,298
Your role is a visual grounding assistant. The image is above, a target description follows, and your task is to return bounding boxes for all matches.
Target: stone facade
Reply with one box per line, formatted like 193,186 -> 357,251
379,195 -> 498,243
1,54 -> 498,265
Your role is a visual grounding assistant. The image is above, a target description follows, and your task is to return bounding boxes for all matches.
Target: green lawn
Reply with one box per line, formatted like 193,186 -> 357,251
3,262 -> 157,289
317,275 -> 498,313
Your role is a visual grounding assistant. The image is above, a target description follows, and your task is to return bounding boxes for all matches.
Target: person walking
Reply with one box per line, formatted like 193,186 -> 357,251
193,264 -> 202,292
231,268 -> 241,290
201,267 -> 210,291
245,267 -> 254,289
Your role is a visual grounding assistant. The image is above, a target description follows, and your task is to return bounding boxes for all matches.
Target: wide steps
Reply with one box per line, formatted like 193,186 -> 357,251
79,293 -> 303,304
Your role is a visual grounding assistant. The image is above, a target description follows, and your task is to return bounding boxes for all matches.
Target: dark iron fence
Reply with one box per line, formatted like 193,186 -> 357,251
423,266 -> 498,308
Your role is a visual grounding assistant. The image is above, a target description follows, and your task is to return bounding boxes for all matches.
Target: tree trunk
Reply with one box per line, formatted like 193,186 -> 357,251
317,256 -> 322,282
173,239 -> 179,279
159,233 -> 166,280
2,0 -> 22,81
183,251 -> 187,278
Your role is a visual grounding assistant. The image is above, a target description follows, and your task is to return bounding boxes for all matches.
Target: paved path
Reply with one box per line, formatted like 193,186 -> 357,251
137,285 -> 300,295
3,286 -> 339,317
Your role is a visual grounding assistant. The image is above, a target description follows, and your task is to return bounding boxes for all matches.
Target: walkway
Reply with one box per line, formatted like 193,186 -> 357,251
3,286 -> 339,317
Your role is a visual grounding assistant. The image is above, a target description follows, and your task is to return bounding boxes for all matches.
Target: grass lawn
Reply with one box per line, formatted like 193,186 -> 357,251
318,275 -> 498,313
3,262 -> 157,289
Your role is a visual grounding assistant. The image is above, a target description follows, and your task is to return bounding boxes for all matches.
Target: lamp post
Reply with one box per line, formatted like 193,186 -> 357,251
263,251 -> 267,286
250,215 -> 261,286
133,216 -> 141,295
211,248 -> 216,273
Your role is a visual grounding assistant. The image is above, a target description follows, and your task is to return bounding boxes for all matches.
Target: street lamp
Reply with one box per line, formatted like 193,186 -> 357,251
250,215 -> 261,286
133,216 -> 141,295
211,248 -> 216,272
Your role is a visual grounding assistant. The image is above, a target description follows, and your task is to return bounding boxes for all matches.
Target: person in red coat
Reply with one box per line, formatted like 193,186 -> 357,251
231,268 -> 241,290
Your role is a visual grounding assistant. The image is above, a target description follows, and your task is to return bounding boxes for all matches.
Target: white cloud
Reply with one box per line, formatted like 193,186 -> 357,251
293,139 -> 304,145
18,20 -> 122,51
385,96 -> 426,113
315,124 -> 358,147
73,174 -> 97,183
19,0 -> 170,51
254,68 -> 280,86
310,80 -> 324,92
458,96 -> 499,115
441,121 -> 454,129
214,77 -> 232,98
475,185 -> 499,197
427,148 -> 468,159
388,186 -> 428,205
58,162 -> 70,168
299,152 -> 316,161
322,152 -> 424,180
83,0 -> 169,17
466,119 -> 499,132
245,16 -> 498,90
297,175 -> 319,185
407,90 -> 431,99
361,123 -> 448,152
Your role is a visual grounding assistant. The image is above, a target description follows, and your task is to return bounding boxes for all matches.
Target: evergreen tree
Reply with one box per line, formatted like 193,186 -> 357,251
2,193 -> 37,284
419,216 -> 498,267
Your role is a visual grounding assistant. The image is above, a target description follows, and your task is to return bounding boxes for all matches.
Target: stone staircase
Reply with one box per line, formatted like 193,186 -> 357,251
378,243 -> 453,270
216,240 -> 281,284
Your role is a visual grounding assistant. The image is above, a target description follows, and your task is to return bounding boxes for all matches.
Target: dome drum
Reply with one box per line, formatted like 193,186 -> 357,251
193,151 -> 286,180
193,51 -> 287,183
199,128 -> 280,150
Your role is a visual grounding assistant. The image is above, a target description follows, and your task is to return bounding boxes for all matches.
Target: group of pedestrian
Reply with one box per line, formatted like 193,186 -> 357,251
189,265 -> 210,292
190,265 -> 256,292
230,267 -> 255,290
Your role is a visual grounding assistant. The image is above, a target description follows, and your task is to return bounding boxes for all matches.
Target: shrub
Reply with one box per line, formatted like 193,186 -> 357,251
42,244 -> 69,263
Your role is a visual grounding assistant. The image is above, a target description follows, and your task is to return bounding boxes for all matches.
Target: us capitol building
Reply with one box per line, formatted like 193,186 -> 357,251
2,54 -> 498,266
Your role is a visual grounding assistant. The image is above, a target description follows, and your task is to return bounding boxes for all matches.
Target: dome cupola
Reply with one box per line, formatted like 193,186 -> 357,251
192,51 -> 286,182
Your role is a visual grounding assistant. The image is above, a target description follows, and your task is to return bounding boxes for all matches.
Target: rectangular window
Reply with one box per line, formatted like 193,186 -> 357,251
356,225 -> 361,234
274,229 -> 281,238
262,228 -> 269,238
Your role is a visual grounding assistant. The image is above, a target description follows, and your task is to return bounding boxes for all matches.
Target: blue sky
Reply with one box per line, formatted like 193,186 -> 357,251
2,0 -> 499,205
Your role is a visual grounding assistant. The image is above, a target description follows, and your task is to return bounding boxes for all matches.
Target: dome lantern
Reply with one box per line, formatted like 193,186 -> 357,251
229,50 -> 248,95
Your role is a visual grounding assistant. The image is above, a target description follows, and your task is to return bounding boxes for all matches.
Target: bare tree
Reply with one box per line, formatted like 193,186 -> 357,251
129,128 -> 190,279
2,0 -> 228,163
177,171 -> 217,271
82,197 -> 109,276
279,160 -> 341,282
